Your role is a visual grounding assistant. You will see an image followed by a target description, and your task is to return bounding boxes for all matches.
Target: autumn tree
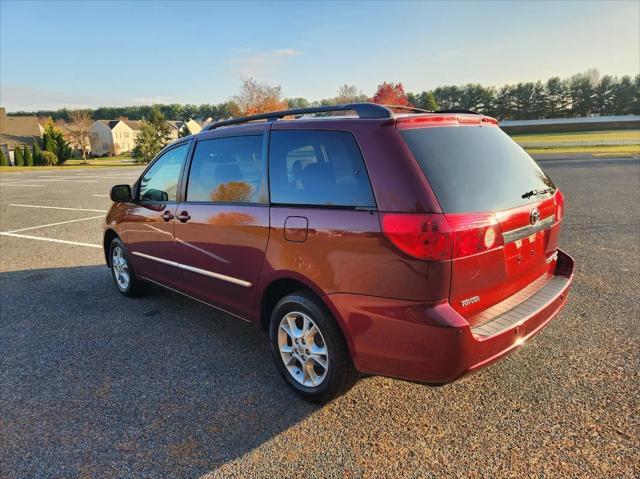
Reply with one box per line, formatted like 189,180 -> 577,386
232,78 -> 288,116
372,82 -> 412,107
67,110 -> 93,163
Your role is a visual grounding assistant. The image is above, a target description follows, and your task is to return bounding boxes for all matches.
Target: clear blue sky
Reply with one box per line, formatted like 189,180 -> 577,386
1,0 -> 639,111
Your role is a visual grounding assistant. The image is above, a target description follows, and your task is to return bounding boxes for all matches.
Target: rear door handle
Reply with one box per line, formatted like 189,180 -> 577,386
176,211 -> 191,223
161,210 -> 174,222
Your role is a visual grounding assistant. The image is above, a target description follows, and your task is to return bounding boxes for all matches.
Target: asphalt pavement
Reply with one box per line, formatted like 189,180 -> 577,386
0,159 -> 638,478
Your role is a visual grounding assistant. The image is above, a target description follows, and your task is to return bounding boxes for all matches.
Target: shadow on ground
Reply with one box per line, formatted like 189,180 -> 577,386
0,265 -> 318,478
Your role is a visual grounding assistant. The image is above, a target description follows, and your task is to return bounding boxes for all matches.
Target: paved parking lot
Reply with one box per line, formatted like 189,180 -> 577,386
1,159 -> 639,478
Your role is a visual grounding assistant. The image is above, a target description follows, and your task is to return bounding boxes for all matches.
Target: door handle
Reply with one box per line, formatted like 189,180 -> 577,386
176,211 -> 191,223
161,210 -> 174,222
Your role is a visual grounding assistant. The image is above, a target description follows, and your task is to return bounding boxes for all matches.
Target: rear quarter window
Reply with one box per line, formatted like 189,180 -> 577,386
269,130 -> 375,208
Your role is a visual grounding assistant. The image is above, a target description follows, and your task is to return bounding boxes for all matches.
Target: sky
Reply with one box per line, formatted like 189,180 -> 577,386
1,0 -> 639,112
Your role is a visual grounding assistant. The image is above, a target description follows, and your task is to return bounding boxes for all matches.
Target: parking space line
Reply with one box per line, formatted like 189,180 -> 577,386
0,184 -> 47,187
3,215 -> 105,234
24,179 -> 100,183
91,194 -> 110,197
0,232 -> 102,248
10,204 -> 107,213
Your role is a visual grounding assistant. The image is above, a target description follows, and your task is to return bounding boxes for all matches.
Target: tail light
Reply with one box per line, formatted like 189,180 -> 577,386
381,214 -> 452,261
381,213 -> 503,261
445,213 -> 503,258
554,190 -> 565,222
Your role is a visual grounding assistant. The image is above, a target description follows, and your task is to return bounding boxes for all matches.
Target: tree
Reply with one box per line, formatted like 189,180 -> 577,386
67,110 -> 93,163
530,81 -> 548,119
568,72 -> 597,116
493,85 -> 515,120
287,97 -> 311,109
545,77 -> 569,118
33,142 -> 43,166
335,85 -> 366,104
0,149 -> 8,166
613,75 -> 636,115
42,151 -> 58,166
432,85 -> 462,110
633,74 -> 640,115
42,119 -> 72,163
232,78 -> 288,116
43,132 -> 57,154
14,147 -> 24,166
132,105 -> 172,164
23,145 -> 33,166
407,91 -> 439,111
372,82 -> 412,107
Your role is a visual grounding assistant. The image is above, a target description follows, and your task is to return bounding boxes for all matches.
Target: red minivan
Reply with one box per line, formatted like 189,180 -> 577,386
104,103 -> 574,402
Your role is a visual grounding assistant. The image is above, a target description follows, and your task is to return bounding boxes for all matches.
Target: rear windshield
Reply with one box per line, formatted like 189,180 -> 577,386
400,125 -> 555,213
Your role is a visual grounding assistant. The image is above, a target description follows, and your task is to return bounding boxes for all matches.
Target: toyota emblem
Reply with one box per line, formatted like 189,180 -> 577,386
530,208 -> 540,225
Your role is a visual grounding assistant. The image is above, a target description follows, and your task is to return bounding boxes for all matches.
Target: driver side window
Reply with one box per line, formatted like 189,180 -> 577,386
138,143 -> 189,202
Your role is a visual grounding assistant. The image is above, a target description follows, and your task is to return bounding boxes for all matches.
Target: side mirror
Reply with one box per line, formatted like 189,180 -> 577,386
110,184 -> 132,202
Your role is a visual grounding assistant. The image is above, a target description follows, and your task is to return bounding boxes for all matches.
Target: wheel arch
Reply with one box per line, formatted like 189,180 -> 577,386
258,274 -> 356,362
103,228 -> 120,266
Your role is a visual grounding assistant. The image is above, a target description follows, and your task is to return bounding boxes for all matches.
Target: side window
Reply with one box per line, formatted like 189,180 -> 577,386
269,130 -> 375,208
186,135 -> 265,203
138,143 -> 189,202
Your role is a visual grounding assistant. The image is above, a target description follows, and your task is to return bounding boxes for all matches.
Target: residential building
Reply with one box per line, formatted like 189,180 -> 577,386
89,119 -> 143,156
0,107 -> 44,163
166,119 -> 202,139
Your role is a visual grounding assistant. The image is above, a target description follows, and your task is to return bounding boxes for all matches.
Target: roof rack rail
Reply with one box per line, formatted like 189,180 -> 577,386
435,109 -> 483,115
205,102 -> 393,131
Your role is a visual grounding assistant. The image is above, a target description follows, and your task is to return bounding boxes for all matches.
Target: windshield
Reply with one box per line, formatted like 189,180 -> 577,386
400,125 -> 556,213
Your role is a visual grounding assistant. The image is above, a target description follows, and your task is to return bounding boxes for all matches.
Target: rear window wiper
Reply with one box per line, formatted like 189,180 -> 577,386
521,187 -> 554,199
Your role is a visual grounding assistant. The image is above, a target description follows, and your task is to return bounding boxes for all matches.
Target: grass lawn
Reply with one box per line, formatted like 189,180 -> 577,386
510,129 -> 640,155
524,144 -> 640,155
511,129 -> 640,143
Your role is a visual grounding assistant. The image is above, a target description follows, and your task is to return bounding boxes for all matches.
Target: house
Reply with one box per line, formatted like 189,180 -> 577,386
89,119 -> 143,156
0,107 -> 44,163
166,119 -> 202,139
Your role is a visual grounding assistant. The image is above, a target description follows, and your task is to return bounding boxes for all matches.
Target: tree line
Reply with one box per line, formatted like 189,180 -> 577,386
7,69 -> 639,123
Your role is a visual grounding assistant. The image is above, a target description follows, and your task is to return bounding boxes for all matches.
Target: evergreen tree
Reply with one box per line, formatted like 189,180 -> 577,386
33,142 -> 43,166
23,145 -> 33,166
0,149 -> 8,166
43,120 -> 72,164
44,132 -> 57,154
41,151 -> 58,166
132,105 -> 172,163
545,77 -> 569,118
14,146 -> 24,166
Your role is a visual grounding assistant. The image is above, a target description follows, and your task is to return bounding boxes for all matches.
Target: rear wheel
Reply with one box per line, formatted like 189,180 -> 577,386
109,237 -> 146,297
269,291 -> 359,402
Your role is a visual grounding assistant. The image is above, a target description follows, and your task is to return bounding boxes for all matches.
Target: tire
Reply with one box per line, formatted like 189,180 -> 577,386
108,237 -> 146,297
269,291 -> 359,403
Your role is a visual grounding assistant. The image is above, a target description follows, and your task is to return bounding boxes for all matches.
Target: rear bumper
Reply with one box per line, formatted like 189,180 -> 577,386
324,249 -> 574,383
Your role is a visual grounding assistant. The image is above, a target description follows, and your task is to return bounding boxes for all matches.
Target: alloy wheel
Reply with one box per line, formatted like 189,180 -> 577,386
112,246 -> 130,290
278,311 -> 329,387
